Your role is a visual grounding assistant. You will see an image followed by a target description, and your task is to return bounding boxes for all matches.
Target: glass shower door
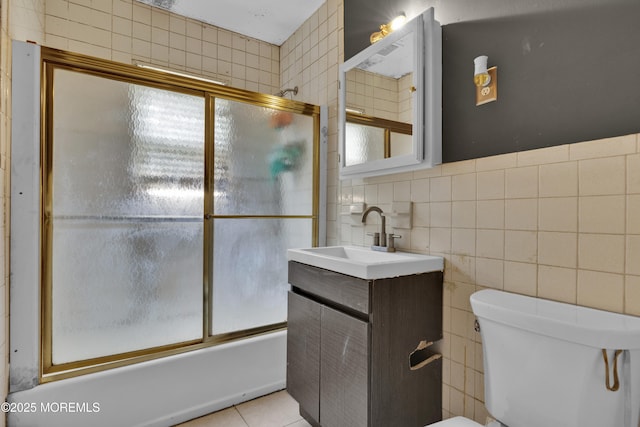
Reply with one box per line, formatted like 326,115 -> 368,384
37,48 -> 320,380
210,98 -> 315,337
46,68 -> 205,366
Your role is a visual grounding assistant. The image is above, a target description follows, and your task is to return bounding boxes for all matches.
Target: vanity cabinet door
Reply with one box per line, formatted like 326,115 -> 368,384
286,292 -> 321,424
320,305 -> 369,427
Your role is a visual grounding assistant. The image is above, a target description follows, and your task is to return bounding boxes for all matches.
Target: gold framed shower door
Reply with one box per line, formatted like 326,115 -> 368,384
39,47 -> 320,383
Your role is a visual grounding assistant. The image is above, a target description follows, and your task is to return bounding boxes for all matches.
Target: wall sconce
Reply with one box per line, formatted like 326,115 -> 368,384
370,14 -> 407,44
473,55 -> 497,106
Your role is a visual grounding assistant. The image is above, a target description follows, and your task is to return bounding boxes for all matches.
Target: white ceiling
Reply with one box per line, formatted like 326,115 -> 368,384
136,0 -> 325,46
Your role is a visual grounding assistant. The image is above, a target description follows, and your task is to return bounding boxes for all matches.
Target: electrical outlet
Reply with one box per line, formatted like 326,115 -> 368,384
476,66 -> 498,106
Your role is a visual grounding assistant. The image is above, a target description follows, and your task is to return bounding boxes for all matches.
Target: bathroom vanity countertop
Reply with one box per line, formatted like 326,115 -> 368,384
287,246 -> 444,280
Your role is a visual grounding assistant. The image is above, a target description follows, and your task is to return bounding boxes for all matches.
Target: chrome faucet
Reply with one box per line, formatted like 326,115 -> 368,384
361,206 -> 399,252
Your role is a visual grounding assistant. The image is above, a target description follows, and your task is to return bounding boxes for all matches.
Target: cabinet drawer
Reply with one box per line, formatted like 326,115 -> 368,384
288,261 -> 370,315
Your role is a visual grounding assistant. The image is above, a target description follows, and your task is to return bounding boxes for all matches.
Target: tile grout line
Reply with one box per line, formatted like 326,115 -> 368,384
232,405 -> 251,427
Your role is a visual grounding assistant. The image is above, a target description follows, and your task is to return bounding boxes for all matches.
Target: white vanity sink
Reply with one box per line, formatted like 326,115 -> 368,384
287,246 -> 444,280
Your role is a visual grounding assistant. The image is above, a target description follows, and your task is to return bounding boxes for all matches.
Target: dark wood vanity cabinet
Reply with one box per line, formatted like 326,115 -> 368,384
286,261 -> 443,427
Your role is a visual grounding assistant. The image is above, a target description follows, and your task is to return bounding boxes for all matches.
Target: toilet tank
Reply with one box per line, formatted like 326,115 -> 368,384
471,289 -> 640,427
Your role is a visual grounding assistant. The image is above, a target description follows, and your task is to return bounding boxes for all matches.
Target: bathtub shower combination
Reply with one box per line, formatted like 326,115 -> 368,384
9,41 -> 325,426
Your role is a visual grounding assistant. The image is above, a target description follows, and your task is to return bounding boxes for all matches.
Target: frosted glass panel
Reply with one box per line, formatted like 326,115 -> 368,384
53,69 -> 205,217
210,218 -> 312,335
345,122 -> 385,166
51,69 -> 205,364
52,221 -> 203,363
214,99 -> 314,216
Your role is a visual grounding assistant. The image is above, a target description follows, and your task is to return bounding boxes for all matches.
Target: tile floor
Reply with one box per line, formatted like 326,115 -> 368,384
175,390 -> 312,427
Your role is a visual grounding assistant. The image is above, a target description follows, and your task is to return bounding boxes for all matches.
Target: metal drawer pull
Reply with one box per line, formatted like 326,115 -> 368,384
602,349 -> 623,392
410,340 -> 442,371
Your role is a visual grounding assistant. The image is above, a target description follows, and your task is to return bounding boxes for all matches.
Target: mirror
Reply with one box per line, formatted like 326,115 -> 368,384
339,9 -> 441,179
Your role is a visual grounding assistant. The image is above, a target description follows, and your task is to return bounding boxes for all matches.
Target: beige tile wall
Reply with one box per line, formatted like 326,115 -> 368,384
280,0 -> 343,247
280,0 -> 342,107
0,3 -> 341,426
340,133 -> 640,423
345,69 -> 412,122
40,0 -> 280,94
7,0 -> 639,424
7,0 -> 44,44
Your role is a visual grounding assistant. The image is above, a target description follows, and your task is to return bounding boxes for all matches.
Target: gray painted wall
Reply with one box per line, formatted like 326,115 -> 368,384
345,0 -> 640,162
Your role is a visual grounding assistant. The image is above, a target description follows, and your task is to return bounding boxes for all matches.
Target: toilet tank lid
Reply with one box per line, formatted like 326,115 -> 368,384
471,289 -> 640,350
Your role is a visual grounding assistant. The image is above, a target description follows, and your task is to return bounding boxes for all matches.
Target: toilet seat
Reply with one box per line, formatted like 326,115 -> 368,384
427,416 -> 484,427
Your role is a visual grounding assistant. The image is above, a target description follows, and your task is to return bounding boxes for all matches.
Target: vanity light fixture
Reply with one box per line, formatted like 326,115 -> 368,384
134,62 -> 228,86
473,55 -> 497,106
370,14 -> 407,44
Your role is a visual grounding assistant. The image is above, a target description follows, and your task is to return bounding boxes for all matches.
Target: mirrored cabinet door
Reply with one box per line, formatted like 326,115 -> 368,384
339,8 -> 441,179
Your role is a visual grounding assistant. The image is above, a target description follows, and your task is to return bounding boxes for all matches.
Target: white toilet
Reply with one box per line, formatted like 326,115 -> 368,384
430,289 -> 640,427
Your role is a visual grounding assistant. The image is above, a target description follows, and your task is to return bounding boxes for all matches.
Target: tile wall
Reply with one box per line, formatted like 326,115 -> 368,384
345,69 -> 412,122
4,0 -> 639,424
279,0 -> 343,248
340,133 -> 640,422
0,2 -> 337,426
40,0 -> 281,94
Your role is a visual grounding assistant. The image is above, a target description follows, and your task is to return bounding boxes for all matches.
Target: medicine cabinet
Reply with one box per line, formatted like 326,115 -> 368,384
338,8 -> 441,179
